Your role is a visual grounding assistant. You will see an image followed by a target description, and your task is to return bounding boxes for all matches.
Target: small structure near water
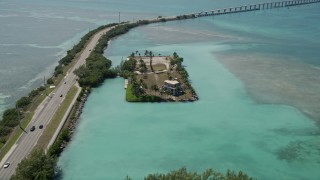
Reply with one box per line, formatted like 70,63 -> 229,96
163,80 -> 183,96
120,51 -> 198,102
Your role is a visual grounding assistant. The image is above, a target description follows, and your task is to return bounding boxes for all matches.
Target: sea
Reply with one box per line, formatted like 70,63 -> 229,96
1,0 -> 320,179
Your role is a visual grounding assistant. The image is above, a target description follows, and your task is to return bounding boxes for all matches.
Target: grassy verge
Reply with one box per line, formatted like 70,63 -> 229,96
0,38 -> 84,160
0,112 -> 33,160
36,86 -> 78,149
126,85 -> 142,102
126,84 -> 163,102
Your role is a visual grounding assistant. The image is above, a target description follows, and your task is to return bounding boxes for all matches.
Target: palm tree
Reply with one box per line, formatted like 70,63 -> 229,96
149,51 -> 154,72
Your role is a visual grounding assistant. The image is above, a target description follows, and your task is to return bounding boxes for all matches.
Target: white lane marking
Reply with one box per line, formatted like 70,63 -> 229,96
0,144 -> 18,167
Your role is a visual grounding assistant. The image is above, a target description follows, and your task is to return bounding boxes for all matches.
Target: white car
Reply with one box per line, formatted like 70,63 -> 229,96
3,162 -> 10,168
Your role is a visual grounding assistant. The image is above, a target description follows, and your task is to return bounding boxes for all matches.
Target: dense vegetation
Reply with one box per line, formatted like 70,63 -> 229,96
53,23 -> 117,77
170,52 -> 196,95
74,21 -> 154,88
121,51 -> 197,102
11,119 -> 72,179
11,149 -> 57,180
74,53 -> 116,87
8,16 -> 247,180
11,85 -> 90,179
0,23 -> 119,149
0,86 -> 46,145
126,84 -> 163,102
125,167 -> 254,180
119,56 -> 164,102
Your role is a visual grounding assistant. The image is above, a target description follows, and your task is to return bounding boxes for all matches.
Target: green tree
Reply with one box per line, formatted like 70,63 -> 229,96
149,51 -> 154,72
0,125 -> 12,137
11,149 -> 56,180
38,86 -> 45,91
16,97 -> 31,108
2,108 -> 19,127
151,84 -> 159,92
132,81 -> 145,97
28,89 -> 39,97
46,78 -> 54,84
142,167 -> 254,180
74,53 -> 114,87
54,65 -> 63,77
121,58 -> 137,72
139,59 -> 147,73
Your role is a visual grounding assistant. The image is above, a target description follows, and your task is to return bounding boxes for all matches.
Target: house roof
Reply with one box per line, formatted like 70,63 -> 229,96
164,80 -> 180,85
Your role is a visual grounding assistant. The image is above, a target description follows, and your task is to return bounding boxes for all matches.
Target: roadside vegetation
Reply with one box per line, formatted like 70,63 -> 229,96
10,149 -> 57,180
0,86 -> 50,160
0,23 -> 119,161
0,15 -> 195,156
7,15 -> 244,180
11,87 -> 86,180
74,21 -> 154,88
126,167 -> 254,180
54,23 -> 117,77
36,86 -> 78,149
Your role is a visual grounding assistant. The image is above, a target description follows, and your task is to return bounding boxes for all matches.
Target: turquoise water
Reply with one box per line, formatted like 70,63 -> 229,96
59,5 -> 320,178
0,0 -> 279,112
59,41 -> 320,179
1,0 -> 320,179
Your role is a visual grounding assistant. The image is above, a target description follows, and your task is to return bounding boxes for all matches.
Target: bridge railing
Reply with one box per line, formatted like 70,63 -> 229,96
193,0 -> 320,17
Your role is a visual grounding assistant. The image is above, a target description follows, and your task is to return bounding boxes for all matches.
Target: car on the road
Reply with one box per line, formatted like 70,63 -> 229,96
3,162 -> 10,168
39,125 -> 43,129
30,126 -> 35,132
60,94 -> 63,97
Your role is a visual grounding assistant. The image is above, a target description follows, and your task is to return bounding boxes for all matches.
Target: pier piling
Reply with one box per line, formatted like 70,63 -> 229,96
194,0 -> 319,17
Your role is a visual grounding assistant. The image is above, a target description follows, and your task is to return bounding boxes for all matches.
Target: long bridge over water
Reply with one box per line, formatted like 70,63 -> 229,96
187,0 -> 320,17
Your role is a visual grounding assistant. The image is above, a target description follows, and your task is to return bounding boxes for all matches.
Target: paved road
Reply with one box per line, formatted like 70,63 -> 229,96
0,26 -> 114,179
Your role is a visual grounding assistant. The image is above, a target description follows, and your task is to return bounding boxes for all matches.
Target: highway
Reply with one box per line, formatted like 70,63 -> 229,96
0,26 -> 114,179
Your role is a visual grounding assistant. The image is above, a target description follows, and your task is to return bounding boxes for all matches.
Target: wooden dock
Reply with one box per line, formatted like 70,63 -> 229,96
124,79 -> 128,89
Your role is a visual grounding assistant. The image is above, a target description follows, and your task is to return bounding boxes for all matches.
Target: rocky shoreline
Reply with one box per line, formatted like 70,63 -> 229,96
58,90 -> 89,151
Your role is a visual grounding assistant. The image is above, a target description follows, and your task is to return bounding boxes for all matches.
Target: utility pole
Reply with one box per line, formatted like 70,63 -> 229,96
16,104 -> 20,126
118,12 -> 120,23
44,76 -> 48,96
16,104 -> 27,133
16,104 -> 21,129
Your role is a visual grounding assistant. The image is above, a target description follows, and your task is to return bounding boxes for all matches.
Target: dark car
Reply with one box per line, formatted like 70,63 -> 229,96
60,94 -> 63,97
30,126 -> 35,132
39,125 -> 44,129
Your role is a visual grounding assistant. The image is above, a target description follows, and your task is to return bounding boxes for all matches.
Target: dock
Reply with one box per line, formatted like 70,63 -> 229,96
124,79 -> 128,89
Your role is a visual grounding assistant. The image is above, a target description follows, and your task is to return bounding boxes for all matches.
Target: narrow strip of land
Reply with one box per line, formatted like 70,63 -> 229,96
0,26 -> 114,180
1,1 -> 319,178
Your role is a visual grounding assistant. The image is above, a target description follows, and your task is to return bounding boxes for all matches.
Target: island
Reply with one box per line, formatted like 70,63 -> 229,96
120,51 -> 198,102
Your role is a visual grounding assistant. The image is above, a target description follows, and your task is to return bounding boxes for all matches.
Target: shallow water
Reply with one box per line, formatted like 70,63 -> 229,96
59,41 -> 320,179
1,0 -> 320,179
59,5 -> 320,178
0,0 -> 279,112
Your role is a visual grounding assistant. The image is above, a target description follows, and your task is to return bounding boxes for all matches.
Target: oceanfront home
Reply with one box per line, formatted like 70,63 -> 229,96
163,80 -> 183,96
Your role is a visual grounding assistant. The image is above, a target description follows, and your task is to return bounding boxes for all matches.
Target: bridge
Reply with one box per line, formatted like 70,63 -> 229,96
190,0 -> 320,17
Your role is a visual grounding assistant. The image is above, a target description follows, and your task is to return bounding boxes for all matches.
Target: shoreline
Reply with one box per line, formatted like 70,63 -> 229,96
3,2 -> 320,177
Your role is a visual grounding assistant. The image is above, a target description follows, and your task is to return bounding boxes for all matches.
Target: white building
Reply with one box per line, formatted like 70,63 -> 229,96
163,80 -> 183,96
